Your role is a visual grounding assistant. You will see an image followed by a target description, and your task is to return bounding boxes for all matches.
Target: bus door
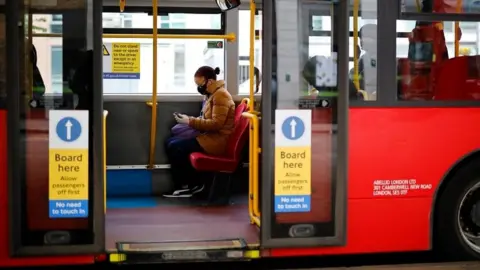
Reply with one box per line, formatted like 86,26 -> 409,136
4,0 -> 105,257
260,0 -> 348,248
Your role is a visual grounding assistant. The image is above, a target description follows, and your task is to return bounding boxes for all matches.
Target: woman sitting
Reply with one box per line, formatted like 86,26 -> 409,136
164,66 -> 236,198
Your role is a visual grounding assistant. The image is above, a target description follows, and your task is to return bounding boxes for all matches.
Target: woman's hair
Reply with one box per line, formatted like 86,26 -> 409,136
194,66 -> 221,81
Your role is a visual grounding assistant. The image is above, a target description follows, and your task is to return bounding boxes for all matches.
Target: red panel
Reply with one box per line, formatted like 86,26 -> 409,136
0,110 -> 94,267
271,107 -> 480,257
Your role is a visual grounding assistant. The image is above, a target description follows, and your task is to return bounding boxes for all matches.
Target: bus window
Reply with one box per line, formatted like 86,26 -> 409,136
306,4 -> 379,101
401,0 -> 480,15
396,19 -> 480,101
102,12 -> 223,30
238,9 -> 262,95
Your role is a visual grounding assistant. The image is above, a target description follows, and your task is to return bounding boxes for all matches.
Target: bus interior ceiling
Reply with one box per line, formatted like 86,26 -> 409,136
24,0 -> 264,251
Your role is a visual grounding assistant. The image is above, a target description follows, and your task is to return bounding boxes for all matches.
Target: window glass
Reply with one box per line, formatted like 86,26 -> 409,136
308,12 -> 378,100
32,14 -> 60,33
401,0 -> 480,15
32,14 -> 225,94
51,46 -> 63,94
310,16 -> 378,32
22,0 -> 97,247
396,20 -> 480,101
31,15 -> 63,95
102,38 -> 225,94
238,10 -> 263,94
348,2 -> 378,101
102,12 -> 222,29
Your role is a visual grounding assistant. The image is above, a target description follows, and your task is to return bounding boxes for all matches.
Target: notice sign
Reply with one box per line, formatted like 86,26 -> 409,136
103,43 -> 140,79
274,110 -> 312,213
49,110 -> 89,218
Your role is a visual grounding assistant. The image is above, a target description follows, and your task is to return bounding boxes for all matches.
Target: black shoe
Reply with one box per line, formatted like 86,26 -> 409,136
191,185 -> 205,195
163,187 -> 193,198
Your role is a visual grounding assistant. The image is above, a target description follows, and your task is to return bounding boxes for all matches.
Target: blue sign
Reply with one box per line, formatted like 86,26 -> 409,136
274,195 -> 311,212
281,116 -> 305,140
56,117 -> 82,142
49,200 -> 88,218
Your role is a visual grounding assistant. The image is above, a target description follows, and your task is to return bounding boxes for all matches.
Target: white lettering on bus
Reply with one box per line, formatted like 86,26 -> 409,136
372,179 -> 432,196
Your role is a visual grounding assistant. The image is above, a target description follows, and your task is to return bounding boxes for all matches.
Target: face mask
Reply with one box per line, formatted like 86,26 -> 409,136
197,81 -> 207,95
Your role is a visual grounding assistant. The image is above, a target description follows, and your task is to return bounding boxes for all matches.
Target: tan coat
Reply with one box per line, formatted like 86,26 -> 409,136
189,80 -> 235,155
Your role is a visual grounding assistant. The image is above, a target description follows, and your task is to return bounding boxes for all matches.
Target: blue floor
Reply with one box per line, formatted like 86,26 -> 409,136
107,170 -> 152,197
106,195 -> 249,209
107,197 -> 159,209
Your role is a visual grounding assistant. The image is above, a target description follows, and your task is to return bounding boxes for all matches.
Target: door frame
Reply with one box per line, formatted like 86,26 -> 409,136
7,0 -> 105,256
260,0 -> 349,248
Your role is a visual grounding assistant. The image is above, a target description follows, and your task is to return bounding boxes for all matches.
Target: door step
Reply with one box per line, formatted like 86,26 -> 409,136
112,239 -> 259,264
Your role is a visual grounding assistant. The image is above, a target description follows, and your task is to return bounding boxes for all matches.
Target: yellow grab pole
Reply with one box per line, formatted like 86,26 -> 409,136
30,33 -> 236,42
120,0 -> 126,12
248,115 -> 254,222
148,0 -> 159,169
243,112 -> 261,226
352,0 -> 360,91
246,0 -> 261,227
454,0 -> 462,57
103,110 -> 109,213
415,0 -> 421,11
249,0 -> 256,112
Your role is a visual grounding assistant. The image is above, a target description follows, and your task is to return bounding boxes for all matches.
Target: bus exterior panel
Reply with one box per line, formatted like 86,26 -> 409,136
271,107 -> 480,257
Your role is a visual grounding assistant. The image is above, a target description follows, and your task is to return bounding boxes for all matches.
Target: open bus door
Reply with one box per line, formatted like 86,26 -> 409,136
3,0 -> 104,261
260,0 -> 348,248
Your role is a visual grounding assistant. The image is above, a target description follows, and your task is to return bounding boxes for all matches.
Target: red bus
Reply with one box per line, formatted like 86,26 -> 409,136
1,0 -> 480,266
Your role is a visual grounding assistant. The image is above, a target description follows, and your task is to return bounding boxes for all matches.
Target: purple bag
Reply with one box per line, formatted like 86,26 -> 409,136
171,124 -> 200,139
170,99 -> 206,139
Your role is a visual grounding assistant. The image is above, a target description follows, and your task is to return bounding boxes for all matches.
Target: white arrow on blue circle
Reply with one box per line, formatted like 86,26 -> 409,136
290,118 -> 297,139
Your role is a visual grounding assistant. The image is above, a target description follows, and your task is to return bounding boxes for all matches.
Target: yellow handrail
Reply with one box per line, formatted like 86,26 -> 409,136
249,0 -> 256,113
120,0 -> 126,12
30,33 -> 236,42
454,0 -> 462,57
352,0 -> 360,90
243,111 -> 260,227
415,0 -> 421,11
103,110 -> 109,213
148,0 -> 159,169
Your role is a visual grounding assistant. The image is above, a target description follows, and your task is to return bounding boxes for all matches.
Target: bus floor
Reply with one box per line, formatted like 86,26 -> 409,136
105,194 -> 259,252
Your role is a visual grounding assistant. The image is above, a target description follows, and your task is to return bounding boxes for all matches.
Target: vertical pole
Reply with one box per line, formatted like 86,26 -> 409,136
148,0 -> 159,169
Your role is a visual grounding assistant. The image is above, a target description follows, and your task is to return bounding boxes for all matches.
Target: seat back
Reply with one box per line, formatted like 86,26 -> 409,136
434,56 -> 470,100
225,103 -> 250,161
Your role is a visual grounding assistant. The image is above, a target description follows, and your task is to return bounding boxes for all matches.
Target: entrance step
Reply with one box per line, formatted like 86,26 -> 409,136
112,238 -> 259,264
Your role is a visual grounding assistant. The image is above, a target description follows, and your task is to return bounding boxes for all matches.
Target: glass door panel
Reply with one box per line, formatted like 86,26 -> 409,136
261,0 -> 349,247
7,0 -> 104,256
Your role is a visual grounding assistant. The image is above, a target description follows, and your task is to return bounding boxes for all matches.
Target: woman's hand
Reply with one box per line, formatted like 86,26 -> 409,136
174,114 -> 190,125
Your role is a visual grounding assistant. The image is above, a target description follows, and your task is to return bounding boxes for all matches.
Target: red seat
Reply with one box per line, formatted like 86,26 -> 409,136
434,56 -> 480,100
190,102 -> 249,172
189,102 -> 250,205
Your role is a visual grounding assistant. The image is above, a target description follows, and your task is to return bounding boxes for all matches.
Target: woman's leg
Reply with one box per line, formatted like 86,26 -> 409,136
164,138 -> 205,197
165,137 -> 189,191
